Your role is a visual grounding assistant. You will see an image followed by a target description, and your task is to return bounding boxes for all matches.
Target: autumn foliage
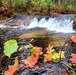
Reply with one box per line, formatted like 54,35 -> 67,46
71,34 -> 76,43
22,47 -> 42,68
70,53 -> 76,65
70,34 -> 76,65
5,65 -> 18,75
43,45 -> 53,63
5,57 -> 19,75
4,34 -> 76,75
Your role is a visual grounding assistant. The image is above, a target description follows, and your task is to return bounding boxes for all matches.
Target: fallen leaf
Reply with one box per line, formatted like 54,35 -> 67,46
59,51 -> 65,58
71,34 -> 76,43
44,54 -> 52,63
4,65 -> 18,75
44,45 -> 60,63
4,40 -> 18,57
51,50 -> 60,62
24,44 -> 33,49
22,54 -> 39,68
4,57 -> 19,75
22,47 -> 42,68
31,47 -> 42,56
43,45 -> 53,63
70,53 -> 76,64
14,57 -> 19,66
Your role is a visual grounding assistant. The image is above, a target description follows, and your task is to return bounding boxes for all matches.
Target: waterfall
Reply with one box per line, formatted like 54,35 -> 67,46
0,14 -> 75,33
27,15 -> 75,33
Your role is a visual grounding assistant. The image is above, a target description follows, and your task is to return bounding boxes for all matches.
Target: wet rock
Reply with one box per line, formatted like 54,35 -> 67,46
73,19 -> 76,30
10,20 -> 23,26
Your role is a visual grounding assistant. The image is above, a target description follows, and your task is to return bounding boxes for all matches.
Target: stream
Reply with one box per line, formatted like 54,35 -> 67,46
0,14 -> 76,75
0,14 -> 75,46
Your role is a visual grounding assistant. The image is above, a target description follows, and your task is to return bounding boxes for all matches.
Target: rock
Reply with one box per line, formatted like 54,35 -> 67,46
10,20 -> 23,26
73,19 -> 76,30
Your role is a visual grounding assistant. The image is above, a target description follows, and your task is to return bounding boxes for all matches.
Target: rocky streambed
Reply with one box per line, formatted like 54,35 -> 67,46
0,15 -> 76,75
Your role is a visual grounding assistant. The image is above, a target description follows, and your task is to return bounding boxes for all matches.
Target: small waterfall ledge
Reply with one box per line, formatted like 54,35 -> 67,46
0,14 -> 75,33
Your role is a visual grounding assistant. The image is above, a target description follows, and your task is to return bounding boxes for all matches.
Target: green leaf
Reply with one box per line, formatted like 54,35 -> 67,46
24,44 -> 33,49
51,50 -> 60,62
4,40 -> 18,58
67,63 -> 72,67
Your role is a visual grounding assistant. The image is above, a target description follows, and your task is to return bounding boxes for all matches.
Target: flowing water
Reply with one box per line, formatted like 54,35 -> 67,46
0,14 -> 75,47
27,14 -> 75,33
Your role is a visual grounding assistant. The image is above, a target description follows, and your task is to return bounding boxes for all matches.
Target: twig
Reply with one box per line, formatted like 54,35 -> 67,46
58,36 -> 71,60
60,61 -> 75,71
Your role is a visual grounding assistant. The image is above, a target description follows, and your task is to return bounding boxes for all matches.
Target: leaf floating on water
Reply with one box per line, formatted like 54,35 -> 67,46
4,40 -> 18,57
70,53 -> 76,64
71,34 -> 76,43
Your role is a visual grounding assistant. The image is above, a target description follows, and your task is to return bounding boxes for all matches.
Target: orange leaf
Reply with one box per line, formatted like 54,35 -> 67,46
31,47 -> 42,56
71,34 -> 76,43
22,54 -> 39,68
5,57 -> 19,75
44,54 -> 52,63
70,53 -> 76,64
4,65 -> 18,75
43,45 -> 53,63
22,47 -> 42,68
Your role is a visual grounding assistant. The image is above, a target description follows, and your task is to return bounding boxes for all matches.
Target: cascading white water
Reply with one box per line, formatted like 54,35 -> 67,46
27,15 -> 75,33
0,15 -> 75,33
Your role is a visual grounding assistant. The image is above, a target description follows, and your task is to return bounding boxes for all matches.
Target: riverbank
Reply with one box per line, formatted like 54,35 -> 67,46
0,0 -> 76,23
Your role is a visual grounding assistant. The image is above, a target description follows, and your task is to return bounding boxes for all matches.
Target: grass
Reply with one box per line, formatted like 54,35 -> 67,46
0,0 -> 76,18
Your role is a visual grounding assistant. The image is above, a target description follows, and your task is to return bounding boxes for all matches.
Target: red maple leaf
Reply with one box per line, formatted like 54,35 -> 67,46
4,65 -> 18,75
71,34 -> 76,43
22,54 -> 39,68
70,53 -> 76,64
22,47 -> 42,68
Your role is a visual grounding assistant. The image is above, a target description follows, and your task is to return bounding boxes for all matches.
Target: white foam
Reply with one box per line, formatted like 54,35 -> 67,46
27,17 -> 75,33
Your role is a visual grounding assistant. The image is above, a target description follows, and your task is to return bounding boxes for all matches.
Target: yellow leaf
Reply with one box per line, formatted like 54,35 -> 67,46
59,51 -> 65,58
14,56 -> 19,66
